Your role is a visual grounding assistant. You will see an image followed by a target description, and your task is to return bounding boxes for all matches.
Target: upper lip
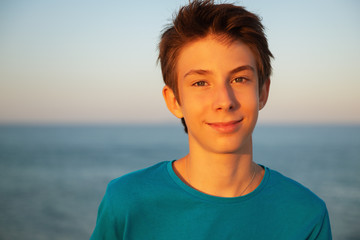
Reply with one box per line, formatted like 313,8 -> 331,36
207,119 -> 243,126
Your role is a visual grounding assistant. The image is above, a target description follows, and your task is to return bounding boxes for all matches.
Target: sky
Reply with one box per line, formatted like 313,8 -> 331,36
0,0 -> 359,125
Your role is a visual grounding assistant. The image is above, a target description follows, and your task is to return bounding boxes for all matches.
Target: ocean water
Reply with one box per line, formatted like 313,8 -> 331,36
0,124 -> 359,240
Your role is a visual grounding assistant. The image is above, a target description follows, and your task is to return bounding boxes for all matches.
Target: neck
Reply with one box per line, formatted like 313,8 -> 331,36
187,154 -> 253,197
173,138 -> 263,198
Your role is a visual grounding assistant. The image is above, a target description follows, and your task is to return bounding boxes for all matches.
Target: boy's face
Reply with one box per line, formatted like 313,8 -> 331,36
163,36 -> 270,154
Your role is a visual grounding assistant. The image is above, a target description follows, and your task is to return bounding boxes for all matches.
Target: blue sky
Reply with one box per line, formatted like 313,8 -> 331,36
1,0 -> 359,124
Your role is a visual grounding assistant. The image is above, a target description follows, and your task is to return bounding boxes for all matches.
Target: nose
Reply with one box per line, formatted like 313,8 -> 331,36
212,83 -> 238,111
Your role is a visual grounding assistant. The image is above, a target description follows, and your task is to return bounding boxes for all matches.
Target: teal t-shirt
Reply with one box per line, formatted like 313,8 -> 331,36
90,161 -> 331,239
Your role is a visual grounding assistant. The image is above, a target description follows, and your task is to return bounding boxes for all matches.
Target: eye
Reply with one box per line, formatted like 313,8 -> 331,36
192,80 -> 208,87
232,77 -> 247,83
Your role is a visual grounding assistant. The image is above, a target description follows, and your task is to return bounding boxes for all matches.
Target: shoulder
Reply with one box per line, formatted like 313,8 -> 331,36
258,167 -> 331,239
105,161 -> 171,204
265,167 -> 327,213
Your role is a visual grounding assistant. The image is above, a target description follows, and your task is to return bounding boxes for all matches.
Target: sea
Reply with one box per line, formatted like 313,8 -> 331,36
0,124 -> 359,240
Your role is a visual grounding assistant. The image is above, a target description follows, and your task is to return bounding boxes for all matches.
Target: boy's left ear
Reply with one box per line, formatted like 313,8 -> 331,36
259,78 -> 270,110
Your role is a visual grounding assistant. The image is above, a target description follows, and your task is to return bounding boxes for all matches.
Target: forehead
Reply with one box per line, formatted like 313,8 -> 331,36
176,36 -> 257,79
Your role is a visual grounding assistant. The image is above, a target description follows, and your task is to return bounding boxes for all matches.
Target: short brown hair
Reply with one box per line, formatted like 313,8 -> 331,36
158,0 -> 273,132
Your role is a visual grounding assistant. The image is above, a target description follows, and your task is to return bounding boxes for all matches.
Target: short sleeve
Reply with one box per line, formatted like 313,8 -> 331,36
90,184 -> 123,240
308,205 -> 332,240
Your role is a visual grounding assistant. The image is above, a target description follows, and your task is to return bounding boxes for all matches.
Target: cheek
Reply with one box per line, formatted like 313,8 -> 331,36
238,88 -> 259,109
180,93 -> 209,118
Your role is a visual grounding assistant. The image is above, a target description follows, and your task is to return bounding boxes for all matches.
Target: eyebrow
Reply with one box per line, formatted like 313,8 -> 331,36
229,65 -> 255,75
183,65 -> 255,79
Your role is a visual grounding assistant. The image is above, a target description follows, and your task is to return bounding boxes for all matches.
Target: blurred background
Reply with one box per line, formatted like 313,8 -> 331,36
0,0 -> 359,239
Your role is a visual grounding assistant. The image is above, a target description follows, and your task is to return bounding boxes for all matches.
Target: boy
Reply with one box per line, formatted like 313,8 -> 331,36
90,1 -> 331,239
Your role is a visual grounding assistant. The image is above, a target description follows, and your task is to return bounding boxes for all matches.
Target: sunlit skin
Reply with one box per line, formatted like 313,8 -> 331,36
163,35 -> 270,197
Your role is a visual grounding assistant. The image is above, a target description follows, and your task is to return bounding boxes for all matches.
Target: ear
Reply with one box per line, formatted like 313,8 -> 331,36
259,78 -> 270,110
162,86 -> 184,119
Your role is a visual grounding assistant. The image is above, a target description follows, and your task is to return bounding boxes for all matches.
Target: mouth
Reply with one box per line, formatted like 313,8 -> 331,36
206,119 -> 243,133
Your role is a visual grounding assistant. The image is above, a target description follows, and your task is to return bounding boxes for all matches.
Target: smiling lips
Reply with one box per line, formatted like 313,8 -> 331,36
207,119 -> 243,133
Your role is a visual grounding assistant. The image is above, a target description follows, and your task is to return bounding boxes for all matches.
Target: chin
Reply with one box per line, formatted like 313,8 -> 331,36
208,137 -> 252,155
